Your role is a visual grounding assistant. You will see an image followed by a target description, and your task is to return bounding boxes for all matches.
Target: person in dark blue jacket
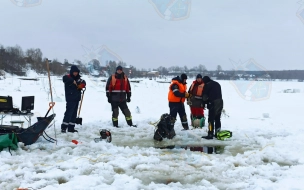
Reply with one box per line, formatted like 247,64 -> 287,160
61,65 -> 86,133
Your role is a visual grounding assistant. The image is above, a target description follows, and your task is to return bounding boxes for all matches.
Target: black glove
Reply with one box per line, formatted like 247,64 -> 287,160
127,97 -> 131,103
108,96 -> 111,103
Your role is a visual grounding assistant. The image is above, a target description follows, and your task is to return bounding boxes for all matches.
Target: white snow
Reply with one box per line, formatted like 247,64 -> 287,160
0,75 -> 304,190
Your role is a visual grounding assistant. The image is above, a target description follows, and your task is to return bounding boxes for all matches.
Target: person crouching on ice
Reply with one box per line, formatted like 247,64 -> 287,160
187,74 -> 205,128
106,65 -> 135,127
61,65 -> 86,133
168,73 -> 191,131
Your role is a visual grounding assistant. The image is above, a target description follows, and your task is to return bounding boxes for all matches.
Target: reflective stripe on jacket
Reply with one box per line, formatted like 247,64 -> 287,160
168,80 -> 187,103
111,74 -> 128,90
106,73 -> 131,102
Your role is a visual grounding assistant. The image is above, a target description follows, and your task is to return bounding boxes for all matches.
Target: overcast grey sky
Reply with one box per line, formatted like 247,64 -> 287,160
1,0 -> 304,70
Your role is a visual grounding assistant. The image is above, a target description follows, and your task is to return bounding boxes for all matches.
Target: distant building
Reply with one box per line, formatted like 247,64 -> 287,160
147,71 -> 159,78
168,71 -> 183,75
123,65 -> 132,77
138,71 -> 148,77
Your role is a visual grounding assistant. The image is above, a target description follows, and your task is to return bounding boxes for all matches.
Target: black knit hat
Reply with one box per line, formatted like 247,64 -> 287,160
181,73 -> 187,80
70,65 -> 80,75
196,74 -> 202,79
116,65 -> 123,71
202,76 -> 211,83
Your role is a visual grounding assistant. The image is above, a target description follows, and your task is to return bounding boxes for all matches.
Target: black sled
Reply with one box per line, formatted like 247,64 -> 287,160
0,114 -> 56,146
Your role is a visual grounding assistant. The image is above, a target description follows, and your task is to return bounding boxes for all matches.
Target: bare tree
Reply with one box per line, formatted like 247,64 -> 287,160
216,65 -> 223,72
184,65 -> 188,73
198,64 -> 207,75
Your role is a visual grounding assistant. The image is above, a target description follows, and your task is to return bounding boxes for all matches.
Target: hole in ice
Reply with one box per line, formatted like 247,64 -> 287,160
155,145 -> 225,154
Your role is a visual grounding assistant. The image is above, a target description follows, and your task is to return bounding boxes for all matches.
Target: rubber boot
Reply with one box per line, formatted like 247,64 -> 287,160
61,124 -> 67,133
112,119 -> 119,127
126,119 -> 133,126
181,114 -> 189,130
202,131 -> 213,139
202,122 -> 214,139
182,124 -> 189,130
68,125 -> 78,133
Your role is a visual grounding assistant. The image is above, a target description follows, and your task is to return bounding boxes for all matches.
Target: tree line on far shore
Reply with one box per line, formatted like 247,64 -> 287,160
0,44 -> 303,81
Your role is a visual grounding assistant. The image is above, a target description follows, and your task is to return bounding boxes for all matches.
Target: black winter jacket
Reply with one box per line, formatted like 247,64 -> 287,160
63,66 -> 86,102
202,80 -> 222,105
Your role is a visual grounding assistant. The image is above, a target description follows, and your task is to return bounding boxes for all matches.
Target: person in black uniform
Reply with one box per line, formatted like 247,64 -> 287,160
201,76 -> 223,139
61,65 -> 86,133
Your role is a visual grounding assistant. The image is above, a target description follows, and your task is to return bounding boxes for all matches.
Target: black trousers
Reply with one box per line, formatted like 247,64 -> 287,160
62,101 -> 79,130
169,102 -> 188,129
207,99 -> 223,134
111,101 -> 132,126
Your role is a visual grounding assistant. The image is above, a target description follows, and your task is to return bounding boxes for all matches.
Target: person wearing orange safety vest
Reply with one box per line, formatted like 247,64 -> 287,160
187,74 -> 205,127
106,65 -> 135,127
168,73 -> 191,132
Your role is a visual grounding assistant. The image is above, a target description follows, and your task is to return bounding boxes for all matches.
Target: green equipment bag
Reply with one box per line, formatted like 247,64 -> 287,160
200,117 -> 205,128
191,116 -> 205,128
0,133 -> 18,153
216,130 -> 232,140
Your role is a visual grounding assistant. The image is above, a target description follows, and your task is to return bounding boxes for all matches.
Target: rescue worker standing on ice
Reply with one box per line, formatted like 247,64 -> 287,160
106,65 -> 135,127
201,76 -> 223,139
187,74 -> 205,126
168,73 -> 190,130
61,65 -> 86,133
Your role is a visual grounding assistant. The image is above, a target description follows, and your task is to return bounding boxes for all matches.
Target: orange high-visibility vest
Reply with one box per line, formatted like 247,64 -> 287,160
168,80 -> 187,102
111,74 -> 128,90
189,81 -> 204,96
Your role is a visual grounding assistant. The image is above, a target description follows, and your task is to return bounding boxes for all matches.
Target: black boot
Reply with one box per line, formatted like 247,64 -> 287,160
67,125 -> 78,133
181,115 -> 189,130
126,119 -> 137,127
67,127 -> 78,133
112,120 -> 119,127
182,124 -> 189,130
61,124 -> 67,133
202,122 -> 214,139
68,129 -> 78,133
202,131 -> 214,139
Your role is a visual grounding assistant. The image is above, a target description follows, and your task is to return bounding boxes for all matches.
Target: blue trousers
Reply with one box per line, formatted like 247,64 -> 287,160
61,101 -> 79,130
